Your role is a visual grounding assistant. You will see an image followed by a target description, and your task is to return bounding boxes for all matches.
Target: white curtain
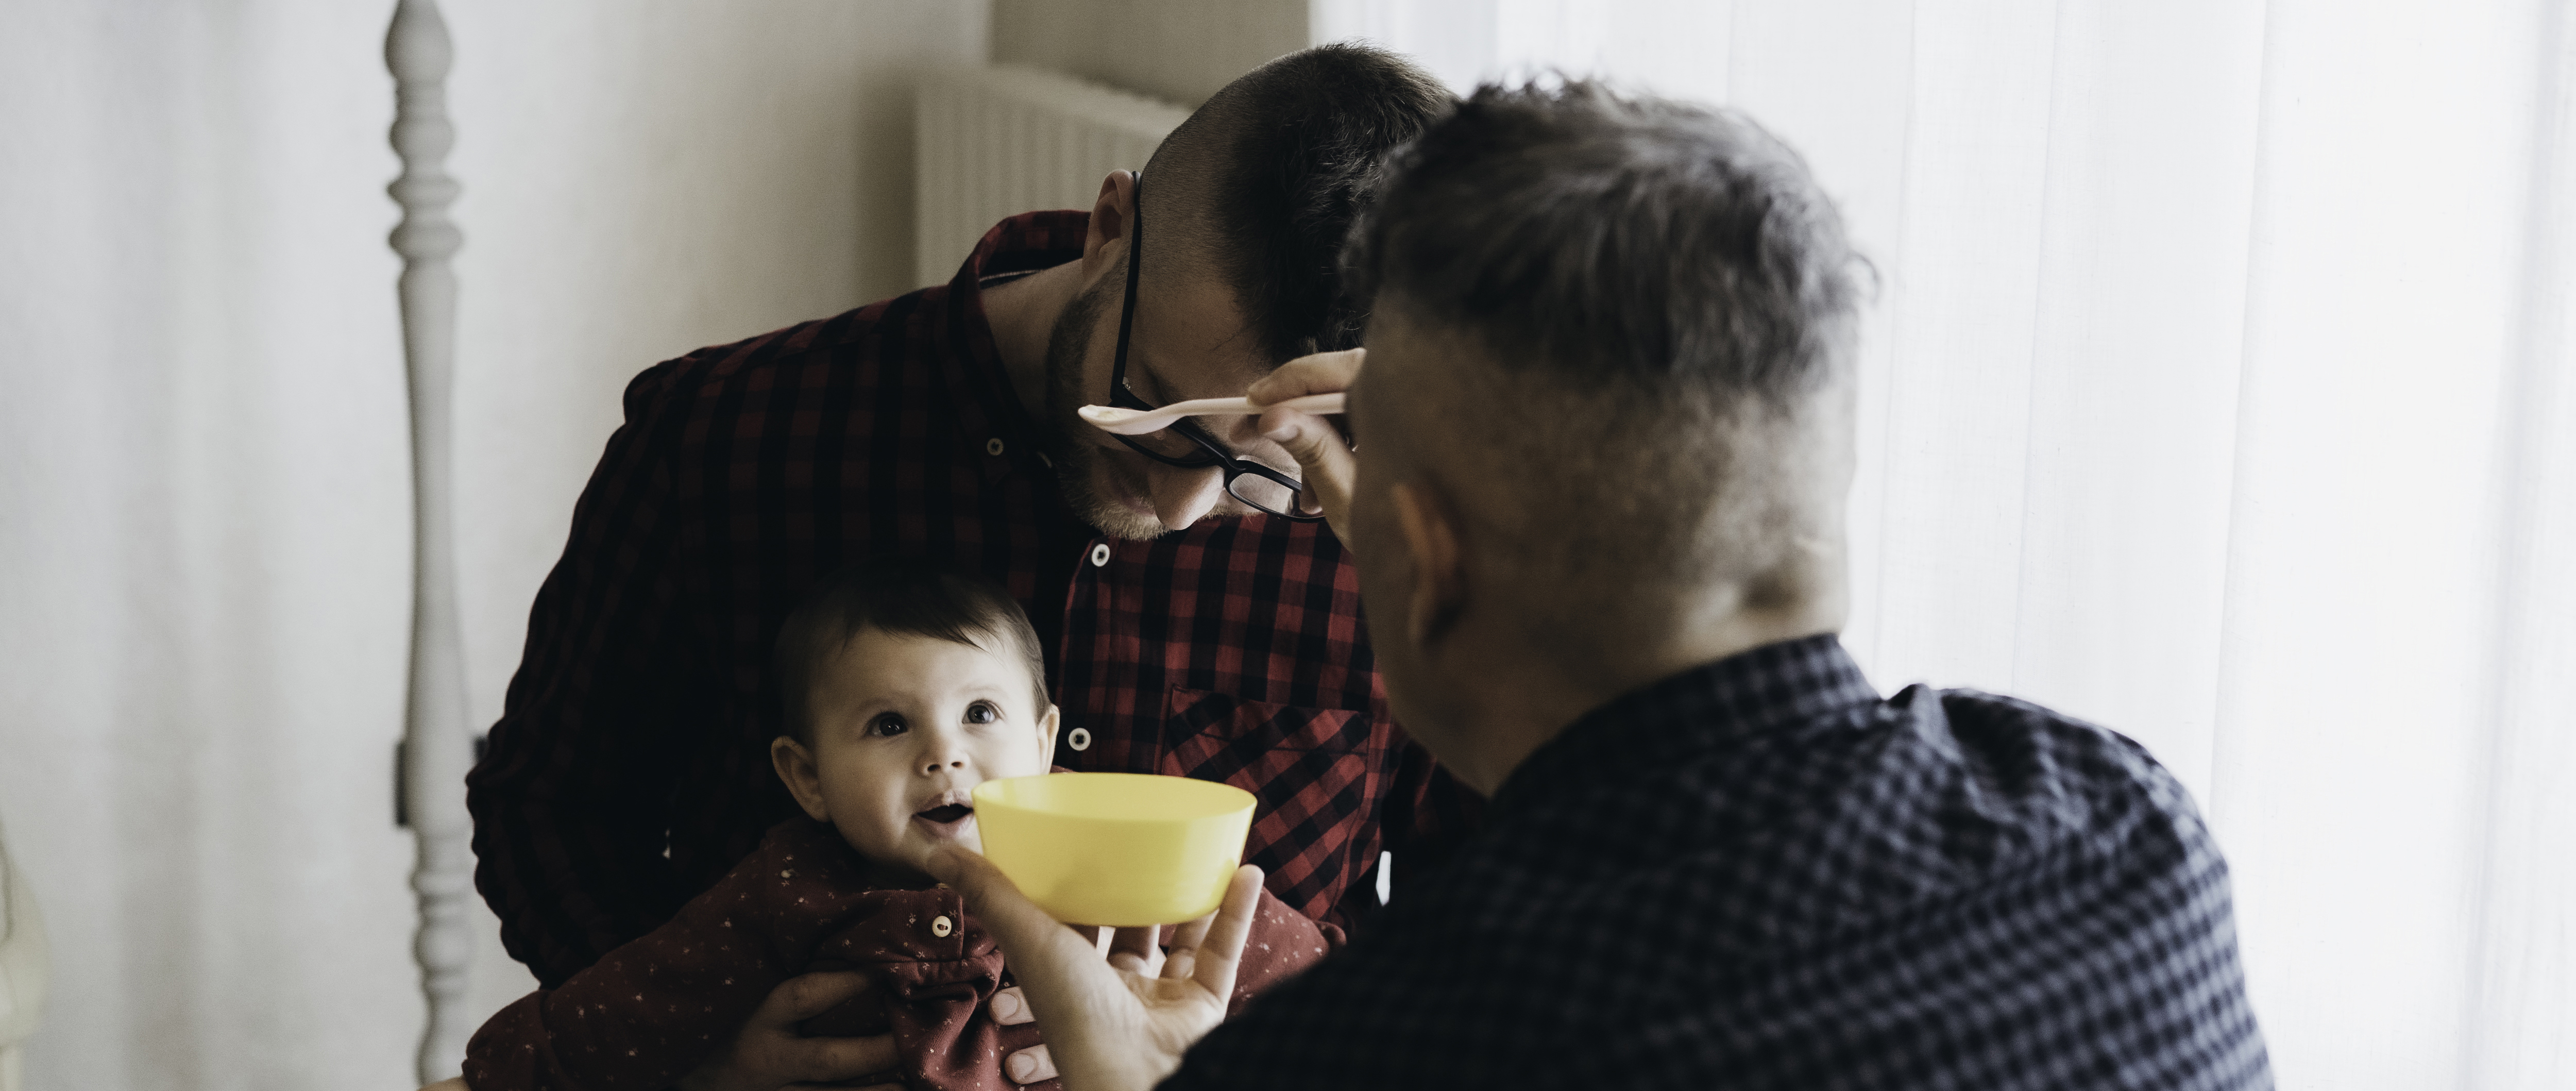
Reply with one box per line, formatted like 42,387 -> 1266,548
1318,1 -> 2576,1087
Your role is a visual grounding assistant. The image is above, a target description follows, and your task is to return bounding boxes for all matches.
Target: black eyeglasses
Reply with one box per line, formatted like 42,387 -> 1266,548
1105,176 -> 1319,521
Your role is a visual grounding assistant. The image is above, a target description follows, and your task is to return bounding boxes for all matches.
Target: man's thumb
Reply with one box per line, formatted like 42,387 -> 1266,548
1261,410 -> 1333,466
924,843 -> 979,888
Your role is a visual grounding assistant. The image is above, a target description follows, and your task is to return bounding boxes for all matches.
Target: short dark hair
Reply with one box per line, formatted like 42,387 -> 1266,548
772,559 -> 1048,743
1346,79 -> 1863,407
1345,80 -> 1867,596
1143,43 -> 1453,364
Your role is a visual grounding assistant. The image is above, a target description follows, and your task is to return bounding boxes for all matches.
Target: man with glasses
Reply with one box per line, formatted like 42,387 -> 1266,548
1087,172 -> 1315,523
464,45 -> 1469,1090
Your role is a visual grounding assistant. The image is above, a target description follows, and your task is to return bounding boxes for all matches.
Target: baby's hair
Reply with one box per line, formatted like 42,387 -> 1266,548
772,559 -> 1048,743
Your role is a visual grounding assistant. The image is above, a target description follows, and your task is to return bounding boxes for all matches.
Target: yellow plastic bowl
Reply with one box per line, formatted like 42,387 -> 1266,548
973,772 -> 1256,927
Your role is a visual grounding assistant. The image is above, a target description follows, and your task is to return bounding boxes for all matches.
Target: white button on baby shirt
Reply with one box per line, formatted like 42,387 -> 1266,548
986,438 -> 1005,457
931,915 -> 954,938
1090,543 -> 1111,567
1066,727 -> 1092,751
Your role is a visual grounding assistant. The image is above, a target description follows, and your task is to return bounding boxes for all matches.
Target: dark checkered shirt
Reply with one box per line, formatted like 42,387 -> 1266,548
466,213 -> 1476,988
1165,635 -> 2272,1090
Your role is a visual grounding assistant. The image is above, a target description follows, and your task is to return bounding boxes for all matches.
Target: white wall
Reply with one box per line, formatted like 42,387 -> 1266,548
992,0 -> 1307,106
0,2 -> 981,1087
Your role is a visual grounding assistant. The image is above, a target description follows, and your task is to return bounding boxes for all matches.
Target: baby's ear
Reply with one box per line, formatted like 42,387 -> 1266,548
770,736 -> 832,821
1036,705 -> 1061,771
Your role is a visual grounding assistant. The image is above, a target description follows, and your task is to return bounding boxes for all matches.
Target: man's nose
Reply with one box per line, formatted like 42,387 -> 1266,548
1148,464 -> 1225,530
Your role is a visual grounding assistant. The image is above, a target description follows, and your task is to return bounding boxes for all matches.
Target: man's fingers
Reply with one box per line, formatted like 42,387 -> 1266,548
1163,907 -> 1217,980
1005,1044 -> 1060,1085
991,984 -> 1037,1026
1246,348 -> 1363,403
1161,904 -> 1215,982
927,845 -> 1124,1019
1260,409 -> 1352,464
1169,908 -> 1216,953
1259,410 -> 1358,541
776,1033 -> 901,1084
932,845 -> 1183,1088
1251,347 -> 1366,544
927,846 -> 1093,965
1106,924 -> 1164,975
765,970 -> 873,1021
681,970 -> 892,1090
1180,866 -> 1263,1001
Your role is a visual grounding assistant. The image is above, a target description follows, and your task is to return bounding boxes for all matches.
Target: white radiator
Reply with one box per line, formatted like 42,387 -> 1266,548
914,65 -> 1191,288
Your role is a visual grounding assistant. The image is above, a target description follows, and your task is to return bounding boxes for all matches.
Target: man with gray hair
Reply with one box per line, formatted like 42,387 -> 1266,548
931,79 -> 2273,1090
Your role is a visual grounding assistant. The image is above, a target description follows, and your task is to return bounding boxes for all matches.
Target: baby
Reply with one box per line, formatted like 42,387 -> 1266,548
463,560 -> 1337,1090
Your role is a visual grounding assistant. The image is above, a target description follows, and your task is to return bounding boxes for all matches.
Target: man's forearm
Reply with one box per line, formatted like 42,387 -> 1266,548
467,744 -> 689,985
468,356 -> 696,984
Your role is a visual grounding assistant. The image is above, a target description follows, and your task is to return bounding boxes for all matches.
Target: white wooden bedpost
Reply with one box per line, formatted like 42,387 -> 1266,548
386,0 -> 475,1082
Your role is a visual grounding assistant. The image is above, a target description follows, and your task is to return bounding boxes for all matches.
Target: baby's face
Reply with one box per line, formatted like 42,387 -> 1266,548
782,628 -> 1055,883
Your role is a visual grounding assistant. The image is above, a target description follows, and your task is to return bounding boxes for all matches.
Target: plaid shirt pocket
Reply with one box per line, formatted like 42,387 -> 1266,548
1159,687 -> 1382,922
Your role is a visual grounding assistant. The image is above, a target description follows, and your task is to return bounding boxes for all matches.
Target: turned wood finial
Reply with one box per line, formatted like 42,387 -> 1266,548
386,0 -> 474,1082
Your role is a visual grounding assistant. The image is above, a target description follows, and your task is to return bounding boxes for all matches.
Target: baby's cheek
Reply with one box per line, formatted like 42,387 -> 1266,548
831,802 -> 906,858
828,814 -> 876,857
1002,743 -> 1052,779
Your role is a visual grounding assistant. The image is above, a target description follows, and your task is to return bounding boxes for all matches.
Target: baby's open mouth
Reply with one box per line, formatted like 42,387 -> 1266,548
916,803 -> 973,825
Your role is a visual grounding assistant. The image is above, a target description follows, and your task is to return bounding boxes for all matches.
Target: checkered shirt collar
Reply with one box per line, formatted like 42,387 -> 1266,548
1490,634 -> 1880,816
937,210 -> 1091,456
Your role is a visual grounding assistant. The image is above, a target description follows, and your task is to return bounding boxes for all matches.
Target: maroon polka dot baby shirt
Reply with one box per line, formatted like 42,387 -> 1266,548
464,817 -> 1339,1090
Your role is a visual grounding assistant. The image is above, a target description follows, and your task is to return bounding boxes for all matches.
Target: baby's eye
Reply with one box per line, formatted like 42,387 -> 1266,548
963,700 -> 1001,725
867,713 -> 909,738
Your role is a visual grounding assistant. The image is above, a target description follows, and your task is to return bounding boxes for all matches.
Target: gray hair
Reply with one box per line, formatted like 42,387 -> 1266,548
1346,80 -> 1867,601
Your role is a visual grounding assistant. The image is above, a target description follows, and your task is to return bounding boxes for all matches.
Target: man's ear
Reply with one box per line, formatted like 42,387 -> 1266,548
1389,480 -> 1465,650
770,736 -> 832,822
1081,170 -> 1138,279
1036,704 -> 1061,770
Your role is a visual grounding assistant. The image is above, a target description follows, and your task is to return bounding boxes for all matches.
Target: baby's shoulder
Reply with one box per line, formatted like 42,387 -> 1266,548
680,819 -> 889,932
741,817 -> 871,876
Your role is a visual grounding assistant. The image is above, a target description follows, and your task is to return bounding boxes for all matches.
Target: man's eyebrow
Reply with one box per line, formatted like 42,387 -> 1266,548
1127,357 -> 1175,405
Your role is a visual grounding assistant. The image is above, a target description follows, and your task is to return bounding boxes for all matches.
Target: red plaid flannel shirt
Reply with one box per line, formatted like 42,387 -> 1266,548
467,213 -> 1480,987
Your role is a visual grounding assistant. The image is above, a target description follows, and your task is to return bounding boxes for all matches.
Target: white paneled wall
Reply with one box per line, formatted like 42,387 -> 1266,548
913,66 -> 1188,288
992,0 -> 1309,107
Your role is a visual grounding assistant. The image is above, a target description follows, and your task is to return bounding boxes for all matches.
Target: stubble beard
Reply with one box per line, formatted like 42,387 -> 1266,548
1042,274 -> 1168,542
